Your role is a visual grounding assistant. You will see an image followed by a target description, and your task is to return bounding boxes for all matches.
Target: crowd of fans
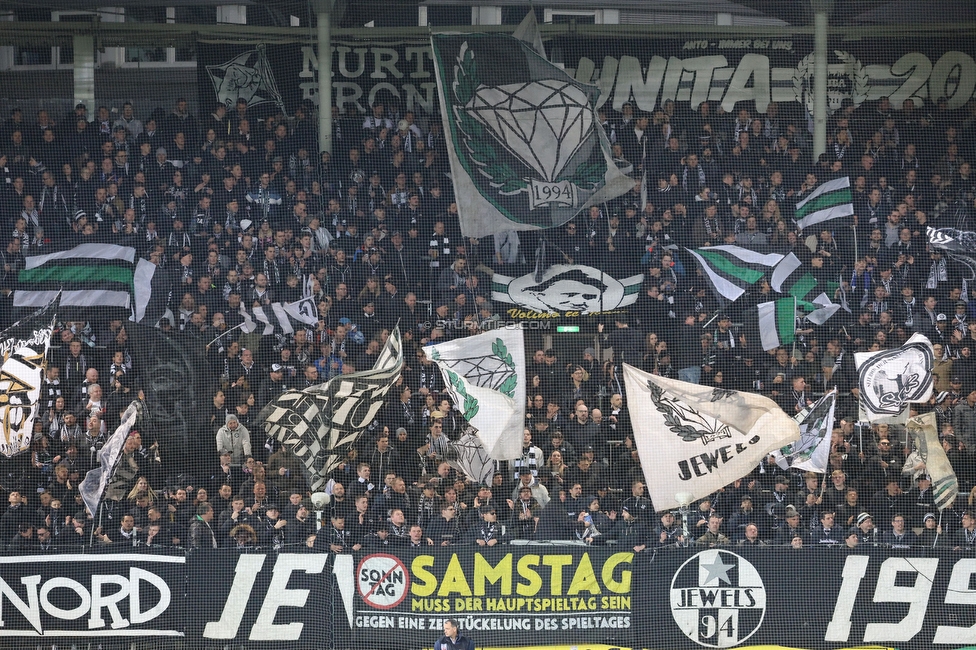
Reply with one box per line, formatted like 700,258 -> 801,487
2,90 -> 976,554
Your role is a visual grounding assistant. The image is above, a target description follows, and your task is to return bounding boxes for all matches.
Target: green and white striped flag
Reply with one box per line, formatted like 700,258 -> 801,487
768,252 -> 840,325
14,243 -> 136,309
745,298 -> 796,351
794,176 -> 854,231
688,245 -> 786,303
690,246 -> 841,324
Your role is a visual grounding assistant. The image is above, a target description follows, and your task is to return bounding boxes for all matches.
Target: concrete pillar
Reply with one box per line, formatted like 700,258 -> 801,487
312,0 -> 333,153
73,34 -> 96,117
811,0 -> 834,161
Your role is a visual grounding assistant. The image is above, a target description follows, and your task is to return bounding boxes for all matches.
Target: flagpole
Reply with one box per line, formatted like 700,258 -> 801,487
701,309 -> 722,330
601,201 -> 608,318
206,322 -> 245,349
791,296 -> 798,361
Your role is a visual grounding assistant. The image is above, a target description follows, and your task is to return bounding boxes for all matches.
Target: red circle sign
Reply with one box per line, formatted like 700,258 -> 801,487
357,553 -> 411,609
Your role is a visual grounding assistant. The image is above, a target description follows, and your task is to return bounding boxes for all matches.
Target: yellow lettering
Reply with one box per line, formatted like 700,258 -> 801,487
516,554 -> 542,596
567,554 -> 601,596
474,553 -> 512,596
410,555 -> 437,597
602,552 -> 634,593
437,554 -> 472,597
542,555 -> 574,595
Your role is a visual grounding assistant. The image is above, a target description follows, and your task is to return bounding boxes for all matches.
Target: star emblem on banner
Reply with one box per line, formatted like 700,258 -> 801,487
699,555 -> 734,586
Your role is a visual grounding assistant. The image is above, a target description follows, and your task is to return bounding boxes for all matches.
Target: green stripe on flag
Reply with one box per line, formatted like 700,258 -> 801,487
775,299 -> 795,345
794,187 -> 854,219
697,250 -> 765,284
20,265 -> 134,286
788,273 -> 818,302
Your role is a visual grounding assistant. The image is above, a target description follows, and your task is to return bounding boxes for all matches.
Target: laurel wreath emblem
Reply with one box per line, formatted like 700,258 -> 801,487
490,337 -> 518,398
836,50 -> 869,105
648,381 -> 730,443
792,50 -> 869,114
453,42 -> 527,195
445,368 -> 480,420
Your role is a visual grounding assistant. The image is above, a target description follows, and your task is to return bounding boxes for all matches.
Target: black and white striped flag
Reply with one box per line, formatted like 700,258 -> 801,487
255,327 -> 403,492
239,297 -> 319,336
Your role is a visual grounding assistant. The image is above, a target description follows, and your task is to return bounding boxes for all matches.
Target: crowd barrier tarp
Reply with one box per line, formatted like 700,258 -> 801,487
635,545 -> 976,650
0,549 -> 185,641
4,546 -> 976,649
197,35 -> 976,117
187,549 -> 349,647
340,546 -> 637,646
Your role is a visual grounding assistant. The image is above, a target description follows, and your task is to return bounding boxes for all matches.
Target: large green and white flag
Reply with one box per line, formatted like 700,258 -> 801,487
794,176 -> 854,231
430,17 -> 632,238
427,328 -> 525,461
15,243 -> 136,309
744,298 -> 796,351
689,246 -> 841,324
687,245 -> 787,304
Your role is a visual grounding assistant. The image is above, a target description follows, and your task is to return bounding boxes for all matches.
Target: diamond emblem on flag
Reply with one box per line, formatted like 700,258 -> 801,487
446,425 -> 496,486
433,34 -> 632,233
468,80 -> 592,182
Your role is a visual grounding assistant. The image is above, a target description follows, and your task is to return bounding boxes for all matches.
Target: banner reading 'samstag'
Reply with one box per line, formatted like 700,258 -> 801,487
622,365 -> 799,511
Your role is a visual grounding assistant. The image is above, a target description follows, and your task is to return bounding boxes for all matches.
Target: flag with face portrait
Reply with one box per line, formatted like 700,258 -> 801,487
256,328 -> 403,492
205,44 -> 286,115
